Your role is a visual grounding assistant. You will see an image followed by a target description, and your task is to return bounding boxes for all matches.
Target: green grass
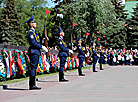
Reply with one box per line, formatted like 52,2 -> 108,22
0,66 -> 91,85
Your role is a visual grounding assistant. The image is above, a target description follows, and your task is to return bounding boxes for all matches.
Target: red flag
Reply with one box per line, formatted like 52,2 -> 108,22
98,38 -> 100,41
105,40 -> 107,44
73,22 -> 77,27
45,9 -> 51,15
86,32 -> 89,36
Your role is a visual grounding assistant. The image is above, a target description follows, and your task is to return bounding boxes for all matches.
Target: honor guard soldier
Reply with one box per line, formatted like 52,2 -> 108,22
91,41 -> 98,72
76,37 -> 86,76
98,44 -> 104,70
57,27 -> 73,82
25,15 -> 48,90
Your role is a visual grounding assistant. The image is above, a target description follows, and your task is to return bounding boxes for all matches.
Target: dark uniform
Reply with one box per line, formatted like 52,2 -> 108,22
76,37 -> 85,76
99,49 -> 104,70
57,27 -> 69,82
110,51 -> 113,65
25,15 -> 42,90
91,42 -> 98,72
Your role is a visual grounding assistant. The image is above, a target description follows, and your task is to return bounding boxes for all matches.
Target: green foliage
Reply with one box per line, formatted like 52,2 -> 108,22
54,0 -> 127,48
127,3 -> 138,48
0,0 -> 135,49
106,0 -> 128,48
0,0 -> 54,46
0,0 -> 18,44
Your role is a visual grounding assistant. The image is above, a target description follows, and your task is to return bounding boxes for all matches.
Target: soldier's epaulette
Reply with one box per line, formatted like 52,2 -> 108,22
27,30 -> 33,35
27,30 -> 40,42
58,37 -> 62,40
28,30 -> 33,33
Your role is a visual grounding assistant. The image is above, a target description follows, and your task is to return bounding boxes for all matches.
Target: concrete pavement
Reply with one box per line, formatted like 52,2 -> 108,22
0,65 -> 138,102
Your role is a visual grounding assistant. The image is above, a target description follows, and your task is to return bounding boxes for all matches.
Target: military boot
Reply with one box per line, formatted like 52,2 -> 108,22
100,64 -> 104,70
93,64 -> 98,72
29,76 -> 41,90
78,68 -> 85,76
59,71 -> 68,82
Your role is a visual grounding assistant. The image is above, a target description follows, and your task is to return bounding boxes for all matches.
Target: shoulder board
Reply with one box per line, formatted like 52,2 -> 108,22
28,30 -> 33,33
58,37 -> 62,40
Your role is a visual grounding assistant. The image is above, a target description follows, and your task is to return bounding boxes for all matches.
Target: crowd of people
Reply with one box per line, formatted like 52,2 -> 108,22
49,44 -> 138,67
105,49 -> 138,66
78,46 -> 138,66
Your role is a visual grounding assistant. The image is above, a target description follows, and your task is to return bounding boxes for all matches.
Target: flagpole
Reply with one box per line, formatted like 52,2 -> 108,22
71,22 -> 77,58
71,22 -> 73,50
44,9 -> 51,58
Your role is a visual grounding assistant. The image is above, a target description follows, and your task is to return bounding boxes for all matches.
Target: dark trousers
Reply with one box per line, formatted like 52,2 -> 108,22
134,58 -> 138,65
78,57 -> 84,75
110,58 -> 113,65
29,54 -> 39,87
93,56 -> 98,71
59,56 -> 67,80
59,56 -> 67,72
99,56 -> 104,69
126,60 -> 129,65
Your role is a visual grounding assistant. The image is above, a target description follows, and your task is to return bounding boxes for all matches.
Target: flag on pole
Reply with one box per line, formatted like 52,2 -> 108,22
45,9 -> 51,15
98,38 -> 100,41
105,40 -> 107,44
86,32 -> 89,36
73,22 -> 77,27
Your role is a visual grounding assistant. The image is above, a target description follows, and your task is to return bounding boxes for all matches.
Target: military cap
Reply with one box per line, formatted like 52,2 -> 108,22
98,44 -> 101,47
76,37 -> 81,42
25,15 -> 35,23
56,27 -> 63,34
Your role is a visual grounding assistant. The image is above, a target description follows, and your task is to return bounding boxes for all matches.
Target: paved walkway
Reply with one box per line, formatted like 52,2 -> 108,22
0,65 -> 138,102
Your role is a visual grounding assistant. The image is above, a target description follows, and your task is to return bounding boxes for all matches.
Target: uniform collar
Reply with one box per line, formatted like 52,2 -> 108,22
59,36 -> 63,39
78,43 -> 81,46
29,28 -> 35,32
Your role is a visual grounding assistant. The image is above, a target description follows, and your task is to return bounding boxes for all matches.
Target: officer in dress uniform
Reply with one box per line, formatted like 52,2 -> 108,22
91,41 -> 98,72
25,15 -> 48,90
76,37 -> 86,76
57,27 -> 73,82
98,44 -> 104,70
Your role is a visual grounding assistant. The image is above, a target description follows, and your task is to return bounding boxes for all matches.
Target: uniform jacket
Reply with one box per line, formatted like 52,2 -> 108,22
58,36 -> 69,57
92,47 -> 97,57
27,28 -> 42,56
77,43 -> 85,58
99,49 -> 104,57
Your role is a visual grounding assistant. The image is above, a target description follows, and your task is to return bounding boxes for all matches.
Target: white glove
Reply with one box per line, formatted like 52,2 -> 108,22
97,54 -> 100,57
42,45 -> 48,52
69,50 -> 73,54
85,54 -> 88,57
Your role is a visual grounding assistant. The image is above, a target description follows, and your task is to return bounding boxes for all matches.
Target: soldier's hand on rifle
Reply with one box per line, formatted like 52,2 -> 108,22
69,50 -> 73,54
42,45 -> 48,52
85,54 -> 88,57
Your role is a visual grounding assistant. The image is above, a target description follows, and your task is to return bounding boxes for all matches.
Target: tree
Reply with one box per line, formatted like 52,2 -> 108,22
0,0 -> 52,46
106,0 -> 128,48
0,0 -> 25,45
55,0 -> 126,49
127,3 -> 138,48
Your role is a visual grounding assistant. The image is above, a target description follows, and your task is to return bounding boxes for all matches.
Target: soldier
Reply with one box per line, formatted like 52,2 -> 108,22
98,44 -> 104,70
25,15 -> 48,90
57,27 -> 73,82
91,41 -> 98,72
76,37 -> 86,76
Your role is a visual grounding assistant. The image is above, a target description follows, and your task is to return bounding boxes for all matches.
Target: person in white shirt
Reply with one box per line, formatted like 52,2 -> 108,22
129,52 -> 134,65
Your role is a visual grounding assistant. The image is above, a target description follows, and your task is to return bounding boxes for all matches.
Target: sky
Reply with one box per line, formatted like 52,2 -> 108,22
46,0 -> 57,8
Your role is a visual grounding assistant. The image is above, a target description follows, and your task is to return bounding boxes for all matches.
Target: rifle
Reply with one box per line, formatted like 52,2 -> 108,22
44,9 -> 51,58
71,22 -> 77,58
